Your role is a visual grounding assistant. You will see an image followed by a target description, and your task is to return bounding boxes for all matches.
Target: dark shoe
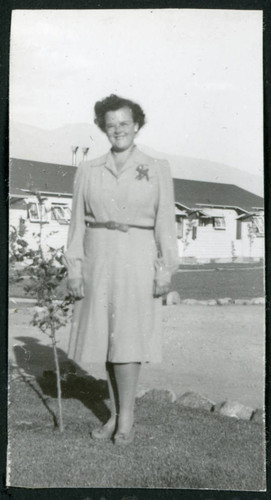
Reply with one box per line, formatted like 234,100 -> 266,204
91,420 -> 116,440
114,426 -> 135,446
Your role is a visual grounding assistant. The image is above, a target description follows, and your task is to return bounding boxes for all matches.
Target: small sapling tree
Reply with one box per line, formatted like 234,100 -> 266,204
181,217 -> 196,255
10,191 -> 74,432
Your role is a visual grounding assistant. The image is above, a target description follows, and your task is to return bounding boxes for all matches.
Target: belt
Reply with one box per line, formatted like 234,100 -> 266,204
85,220 -> 154,232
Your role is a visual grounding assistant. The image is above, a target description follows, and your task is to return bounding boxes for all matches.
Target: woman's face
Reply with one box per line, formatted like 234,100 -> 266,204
104,106 -> 139,152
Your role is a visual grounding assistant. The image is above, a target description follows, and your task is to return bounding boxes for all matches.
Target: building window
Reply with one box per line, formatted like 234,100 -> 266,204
27,202 -> 48,223
51,204 -> 71,223
213,217 -> 226,230
198,217 -> 212,227
252,216 -> 264,236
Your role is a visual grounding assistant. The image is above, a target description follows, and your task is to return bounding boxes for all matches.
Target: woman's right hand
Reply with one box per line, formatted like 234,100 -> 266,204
67,278 -> 85,299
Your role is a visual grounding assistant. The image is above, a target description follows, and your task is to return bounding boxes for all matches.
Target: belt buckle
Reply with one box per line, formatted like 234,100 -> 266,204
105,220 -> 129,232
106,220 -> 117,230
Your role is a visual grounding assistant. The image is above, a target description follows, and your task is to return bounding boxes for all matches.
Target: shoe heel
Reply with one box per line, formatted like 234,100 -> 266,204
114,426 -> 135,446
91,421 -> 116,440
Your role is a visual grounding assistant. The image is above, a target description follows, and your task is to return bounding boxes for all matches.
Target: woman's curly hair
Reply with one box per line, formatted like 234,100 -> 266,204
94,94 -> 146,132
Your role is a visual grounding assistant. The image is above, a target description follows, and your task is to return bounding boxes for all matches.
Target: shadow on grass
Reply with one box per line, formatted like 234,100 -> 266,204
13,336 -> 110,426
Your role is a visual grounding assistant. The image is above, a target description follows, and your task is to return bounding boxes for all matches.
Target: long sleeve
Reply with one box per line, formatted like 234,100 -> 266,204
64,163 -> 86,280
154,160 -> 179,274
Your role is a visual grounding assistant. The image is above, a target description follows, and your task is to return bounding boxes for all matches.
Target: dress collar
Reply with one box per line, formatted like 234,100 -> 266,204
103,146 -> 149,177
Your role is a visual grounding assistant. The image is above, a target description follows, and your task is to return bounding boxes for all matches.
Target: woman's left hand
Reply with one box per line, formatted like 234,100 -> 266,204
67,278 -> 85,299
153,280 -> 171,298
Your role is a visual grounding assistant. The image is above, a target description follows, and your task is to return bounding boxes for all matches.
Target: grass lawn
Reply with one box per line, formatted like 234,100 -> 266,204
8,370 -> 265,490
9,262 -> 264,301
172,265 -> 264,300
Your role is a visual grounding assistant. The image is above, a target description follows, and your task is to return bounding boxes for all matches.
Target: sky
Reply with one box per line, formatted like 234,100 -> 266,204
10,9 -> 263,177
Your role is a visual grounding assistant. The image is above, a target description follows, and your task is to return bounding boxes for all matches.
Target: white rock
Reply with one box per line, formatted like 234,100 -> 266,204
207,299 -> 217,306
217,298 -> 233,305
251,408 -> 264,424
251,297 -> 265,305
215,401 -> 254,420
166,291 -> 181,306
234,299 -> 251,305
177,391 -> 215,411
182,299 -> 198,305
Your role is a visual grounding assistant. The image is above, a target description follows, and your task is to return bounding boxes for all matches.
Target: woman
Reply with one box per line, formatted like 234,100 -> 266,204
65,94 -> 179,445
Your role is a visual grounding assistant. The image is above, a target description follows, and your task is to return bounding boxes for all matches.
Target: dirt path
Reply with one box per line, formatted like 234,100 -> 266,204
9,303 -> 265,409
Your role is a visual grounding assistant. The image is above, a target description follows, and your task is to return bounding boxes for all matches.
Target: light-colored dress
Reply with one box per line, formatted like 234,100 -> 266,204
65,146 -> 179,365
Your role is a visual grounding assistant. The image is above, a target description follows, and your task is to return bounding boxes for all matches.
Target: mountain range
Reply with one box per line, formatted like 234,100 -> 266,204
9,122 -> 264,197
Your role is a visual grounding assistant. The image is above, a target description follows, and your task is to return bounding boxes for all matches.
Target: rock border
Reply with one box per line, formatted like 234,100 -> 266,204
136,389 -> 264,424
11,366 -> 263,425
164,292 -> 265,306
9,295 -> 265,307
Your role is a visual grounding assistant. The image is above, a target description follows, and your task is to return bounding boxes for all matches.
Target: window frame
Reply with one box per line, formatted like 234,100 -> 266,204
213,217 -> 226,230
252,216 -> 264,237
198,217 -> 213,227
27,202 -> 49,223
51,203 -> 71,224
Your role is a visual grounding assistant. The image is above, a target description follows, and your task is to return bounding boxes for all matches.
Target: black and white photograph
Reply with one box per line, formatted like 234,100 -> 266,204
8,8 -> 265,490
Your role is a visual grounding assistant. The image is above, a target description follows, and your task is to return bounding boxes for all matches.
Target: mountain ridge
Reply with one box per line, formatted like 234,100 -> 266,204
9,121 -> 264,196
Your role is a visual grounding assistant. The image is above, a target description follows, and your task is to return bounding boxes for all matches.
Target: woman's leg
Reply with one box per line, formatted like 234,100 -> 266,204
113,362 -> 141,436
105,361 -> 118,425
92,361 -> 141,441
91,362 -> 117,439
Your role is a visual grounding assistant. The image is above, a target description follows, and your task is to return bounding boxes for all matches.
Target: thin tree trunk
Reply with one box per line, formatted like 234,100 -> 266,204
51,326 -> 64,432
38,194 -> 63,431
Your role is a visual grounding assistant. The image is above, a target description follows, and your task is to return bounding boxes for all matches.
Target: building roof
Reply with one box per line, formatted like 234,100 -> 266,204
10,158 -> 76,197
10,158 -> 264,213
173,178 -> 264,213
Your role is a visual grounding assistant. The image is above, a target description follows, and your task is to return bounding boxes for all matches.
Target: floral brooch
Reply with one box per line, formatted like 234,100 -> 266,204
136,164 -> 149,181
